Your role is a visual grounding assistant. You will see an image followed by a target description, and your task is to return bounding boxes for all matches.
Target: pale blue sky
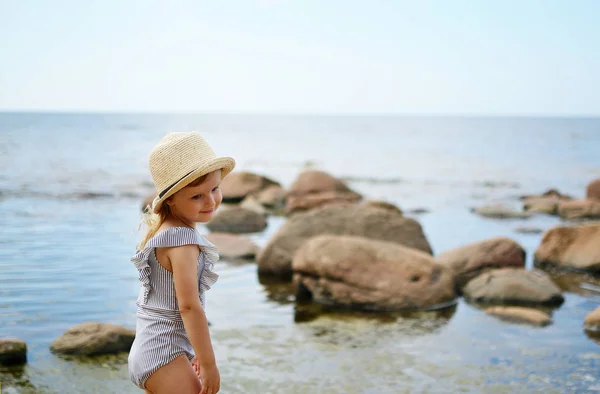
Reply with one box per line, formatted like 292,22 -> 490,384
1,0 -> 599,115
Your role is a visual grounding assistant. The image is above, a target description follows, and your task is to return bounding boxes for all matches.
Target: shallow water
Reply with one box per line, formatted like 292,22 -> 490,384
1,113 -> 599,393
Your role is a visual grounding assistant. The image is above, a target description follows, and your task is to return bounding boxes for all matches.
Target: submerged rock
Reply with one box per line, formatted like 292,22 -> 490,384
471,205 -> 532,219
520,188 -> 573,201
534,223 -> 600,273
522,197 -> 560,215
50,322 -> 135,356
207,207 -> 267,234
436,237 -> 526,291
257,204 -> 433,279
205,232 -> 259,260
584,307 -> 600,331
0,338 -> 27,366
485,306 -> 552,327
463,268 -> 564,306
220,172 -> 280,203
286,170 -> 362,215
292,235 -> 456,311
514,225 -> 544,234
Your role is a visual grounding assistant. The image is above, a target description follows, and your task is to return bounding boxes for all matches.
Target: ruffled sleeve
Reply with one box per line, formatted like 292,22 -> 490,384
196,235 -> 220,294
131,246 -> 153,304
131,227 -> 220,304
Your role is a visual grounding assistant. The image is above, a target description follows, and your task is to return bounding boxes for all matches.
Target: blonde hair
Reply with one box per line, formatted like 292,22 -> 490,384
137,173 -> 212,250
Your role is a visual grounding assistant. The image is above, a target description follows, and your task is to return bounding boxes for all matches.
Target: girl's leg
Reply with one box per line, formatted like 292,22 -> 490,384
145,355 -> 202,394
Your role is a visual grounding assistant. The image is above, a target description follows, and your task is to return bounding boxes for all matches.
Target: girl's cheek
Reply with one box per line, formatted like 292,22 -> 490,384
214,190 -> 223,207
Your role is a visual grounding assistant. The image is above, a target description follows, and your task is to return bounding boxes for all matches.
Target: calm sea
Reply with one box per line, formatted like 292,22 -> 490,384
1,113 -> 599,393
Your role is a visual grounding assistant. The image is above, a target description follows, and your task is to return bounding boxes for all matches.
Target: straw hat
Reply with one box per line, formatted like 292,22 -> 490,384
149,132 -> 235,213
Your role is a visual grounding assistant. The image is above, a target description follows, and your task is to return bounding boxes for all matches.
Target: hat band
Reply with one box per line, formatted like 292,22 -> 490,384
158,170 -> 194,199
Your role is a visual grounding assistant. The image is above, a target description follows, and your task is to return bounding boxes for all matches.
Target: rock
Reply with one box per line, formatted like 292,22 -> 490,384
587,179 -> 600,200
522,197 -> 560,215
220,172 -> 280,203
50,323 -> 135,356
205,233 -> 259,260
360,200 -> 403,215
240,195 -> 268,216
471,205 -> 532,219
534,223 -> 600,273
514,225 -> 544,234
141,192 -> 157,213
463,269 -> 564,306
255,185 -> 287,210
485,306 -> 552,326
286,170 -> 362,214
207,207 -> 268,234
292,235 -> 456,311
287,191 -> 360,215
584,307 -> 600,331
258,204 -> 433,279
0,338 -> 27,366
520,188 -> 573,201
406,208 -> 430,215
557,199 -> 600,220
436,237 -> 526,291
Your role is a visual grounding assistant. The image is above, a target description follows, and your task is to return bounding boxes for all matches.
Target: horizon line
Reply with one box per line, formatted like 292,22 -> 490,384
0,109 -> 599,119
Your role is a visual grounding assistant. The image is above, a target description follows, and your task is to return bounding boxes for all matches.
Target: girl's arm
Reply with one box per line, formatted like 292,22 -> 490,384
169,244 -> 220,393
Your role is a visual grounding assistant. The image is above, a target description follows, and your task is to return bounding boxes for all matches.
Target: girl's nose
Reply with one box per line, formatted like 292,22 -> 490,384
205,193 -> 215,207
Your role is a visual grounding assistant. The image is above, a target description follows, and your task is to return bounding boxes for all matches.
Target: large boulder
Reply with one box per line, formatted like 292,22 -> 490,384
205,233 -> 259,260
286,170 -> 362,214
240,195 -> 269,216
0,338 -> 27,366
360,200 -> 403,215
207,207 -> 267,234
50,323 -> 135,356
220,172 -> 280,203
534,223 -> 600,273
257,204 -> 433,279
587,179 -> 600,200
436,237 -> 526,291
557,199 -> 600,220
292,235 -> 456,311
463,268 -> 564,306
255,185 -> 287,210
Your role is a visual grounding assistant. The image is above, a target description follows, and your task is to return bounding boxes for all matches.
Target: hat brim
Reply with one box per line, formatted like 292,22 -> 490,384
151,157 -> 235,214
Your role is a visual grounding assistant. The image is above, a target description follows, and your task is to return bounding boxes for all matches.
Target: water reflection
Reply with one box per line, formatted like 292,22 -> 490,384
0,365 -> 41,394
585,329 -> 600,346
257,273 -> 296,305
543,269 -> 600,298
294,301 -> 457,327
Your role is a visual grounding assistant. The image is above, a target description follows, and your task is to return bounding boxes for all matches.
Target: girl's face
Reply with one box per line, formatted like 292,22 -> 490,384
167,170 -> 223,224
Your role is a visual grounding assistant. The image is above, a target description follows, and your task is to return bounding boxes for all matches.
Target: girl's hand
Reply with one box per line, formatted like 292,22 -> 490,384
198,363 -> 220,394
192,357 -> 201,379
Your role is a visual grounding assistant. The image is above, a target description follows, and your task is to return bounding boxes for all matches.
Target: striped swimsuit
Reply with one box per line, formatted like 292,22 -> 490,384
128,227 -> 219,389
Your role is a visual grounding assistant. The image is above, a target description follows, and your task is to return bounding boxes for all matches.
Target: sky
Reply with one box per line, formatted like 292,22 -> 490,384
0,0 -> 599,115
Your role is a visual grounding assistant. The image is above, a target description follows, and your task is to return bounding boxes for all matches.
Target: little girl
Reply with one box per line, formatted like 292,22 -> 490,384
128,131 -> 235,394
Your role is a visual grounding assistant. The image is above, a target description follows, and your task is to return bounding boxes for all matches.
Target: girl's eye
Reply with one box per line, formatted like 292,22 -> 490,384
192,195 -> 202,200
212,186 -> 220,192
